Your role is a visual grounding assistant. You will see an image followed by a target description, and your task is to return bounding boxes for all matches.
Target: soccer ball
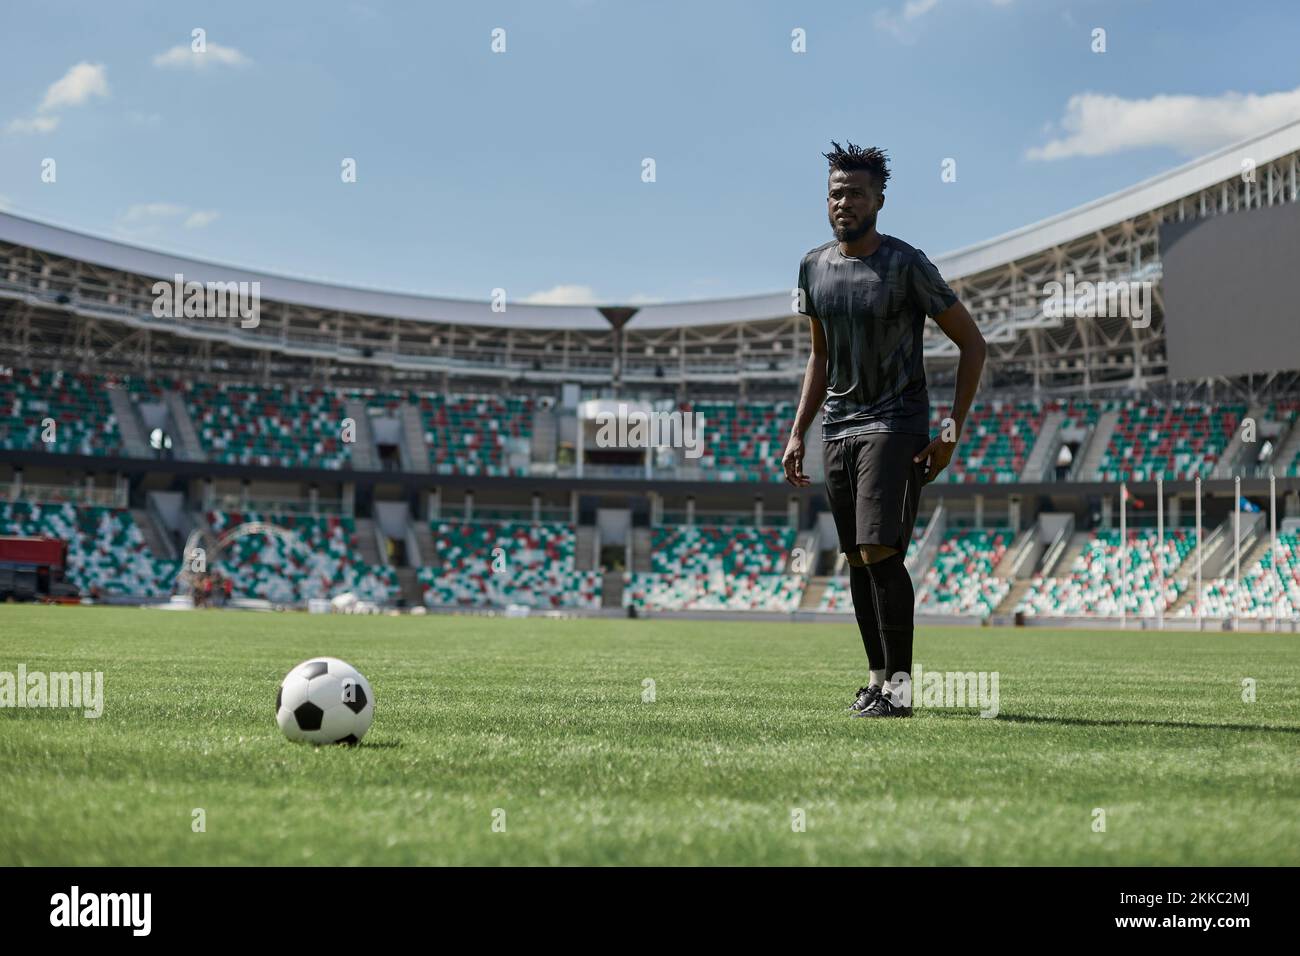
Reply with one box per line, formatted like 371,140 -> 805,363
276,657 -> 375,745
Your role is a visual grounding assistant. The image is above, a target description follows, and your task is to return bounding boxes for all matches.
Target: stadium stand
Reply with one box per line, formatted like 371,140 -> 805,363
928,401 -> 1042,484
0,501 -> 175,597
691,400 -> 794,482
417,394 -> 532,477
418,520 -> 600,609
916,529 -> 1012,615
206,510 -> 398,604
1180,532 -> 1300,618
814,530 -> 1005,616
0,368 -> 121,456
185,383 -> 352,469
1016,529 -> 1191,617
1097,402 -> 1245,481
5,121 -> 1300,622
624,524 -> 803,612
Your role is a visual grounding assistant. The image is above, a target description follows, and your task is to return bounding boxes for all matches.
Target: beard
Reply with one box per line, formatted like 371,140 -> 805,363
830,209 -> 876,243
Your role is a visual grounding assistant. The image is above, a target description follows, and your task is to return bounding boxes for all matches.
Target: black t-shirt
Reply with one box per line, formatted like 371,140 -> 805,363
797,234 -> 957,441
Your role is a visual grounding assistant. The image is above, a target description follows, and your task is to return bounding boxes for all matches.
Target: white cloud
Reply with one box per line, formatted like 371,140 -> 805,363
876,0 -> 1013,40
116,203 -> 219,239
152,42 -> 251,70
522,284 -> 600,305
0,195 -> 12,211
875,0 -> 941,38
122,202 -> 188,223
6,116 -> 60,135
5,62 -> 108,135
39,62 -> 109,112
1028,87 -> 1300,160
184,210 -> 220,229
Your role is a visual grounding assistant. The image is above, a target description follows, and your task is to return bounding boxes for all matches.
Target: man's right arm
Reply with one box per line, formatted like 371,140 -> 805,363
782,315 -> 827,487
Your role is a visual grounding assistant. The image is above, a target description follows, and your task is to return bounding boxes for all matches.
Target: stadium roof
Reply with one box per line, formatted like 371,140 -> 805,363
4,118 -> 1299,333
627,117 -> 1300,330
0,210 -> 609,331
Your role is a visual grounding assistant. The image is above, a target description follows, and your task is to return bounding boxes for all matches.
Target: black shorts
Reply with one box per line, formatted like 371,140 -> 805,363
824,431 -> 929,555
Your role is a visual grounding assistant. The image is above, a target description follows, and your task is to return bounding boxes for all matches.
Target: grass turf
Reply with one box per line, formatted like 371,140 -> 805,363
1,604 -> 1298,866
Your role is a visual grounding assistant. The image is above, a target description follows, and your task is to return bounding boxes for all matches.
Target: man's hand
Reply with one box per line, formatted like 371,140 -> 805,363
783,434 -> 811,486
914,434 -> 956,484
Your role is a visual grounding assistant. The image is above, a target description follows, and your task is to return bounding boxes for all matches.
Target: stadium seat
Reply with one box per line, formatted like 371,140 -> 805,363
0,501 -> 176,597
1178,532 -> 1300,618
1017,529 -> 1190,617
690,401 -> 795,483
185,383 -> 353,469
915,529 -> 1012,616
1098,402 -> 1244,481
417,395 -> 533,477
0,368 -> 121,456
417,520 -> 600,609
928,401 -> 1042,484
625,524 -> 803,612
206,510 -> 399,604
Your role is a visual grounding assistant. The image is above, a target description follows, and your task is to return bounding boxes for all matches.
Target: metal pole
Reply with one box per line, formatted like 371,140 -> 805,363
1234,475 -> 1241,631
1271,471 -> 1278,632
1195,475 -> 1203,632
1156,475 -> 1164,630
1120,480 -> 1127,630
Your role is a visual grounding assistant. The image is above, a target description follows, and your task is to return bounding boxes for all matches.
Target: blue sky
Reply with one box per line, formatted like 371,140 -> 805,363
3,0 -> 1299,305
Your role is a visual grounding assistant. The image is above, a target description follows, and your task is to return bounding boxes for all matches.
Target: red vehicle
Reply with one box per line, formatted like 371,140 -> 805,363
0,535 -> 78,602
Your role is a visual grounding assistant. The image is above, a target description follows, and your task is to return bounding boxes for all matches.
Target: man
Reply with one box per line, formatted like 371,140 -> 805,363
783,142 -> 986,718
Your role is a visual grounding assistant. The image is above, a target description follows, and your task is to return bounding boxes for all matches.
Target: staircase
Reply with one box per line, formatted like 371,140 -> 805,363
1042,530 -> 1088,577
601,571 -> 625,609
993,578 -> 1034,616
1269,414 -> 1300,477
630,527 -> 652,572
162,391 -> 206,462
531,407 -> 558,465
1212,403 -> 1269,478
394,566 -> 423,607
1168,530 -> 1273,616
353,517 -> 385,566
131,508 -> 173,559
1074,408 -> 1120,481
398,403 -> 430,472
993,528 -> 1034,579
106,386 -> 151,459
575,526 -> 598,571
800,575 -> 832,610
342,399 -> 377,471
1019,410 -> 1065,481
417,521 -> 439,567
906,505 -> 945,582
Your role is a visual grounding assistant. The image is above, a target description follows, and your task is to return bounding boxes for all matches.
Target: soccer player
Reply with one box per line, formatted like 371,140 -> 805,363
783,142 -> 986,718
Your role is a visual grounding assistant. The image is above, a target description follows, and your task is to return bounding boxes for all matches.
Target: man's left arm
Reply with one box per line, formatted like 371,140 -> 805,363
915,299 -> 986,483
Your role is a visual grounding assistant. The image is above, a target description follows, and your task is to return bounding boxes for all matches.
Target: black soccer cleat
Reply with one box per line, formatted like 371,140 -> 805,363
848,685 -> 882,714
854,693 -> 912,718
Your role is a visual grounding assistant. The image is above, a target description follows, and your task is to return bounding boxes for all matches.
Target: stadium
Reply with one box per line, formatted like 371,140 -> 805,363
4,119 -> 1300,628
3,4 -> 1299,884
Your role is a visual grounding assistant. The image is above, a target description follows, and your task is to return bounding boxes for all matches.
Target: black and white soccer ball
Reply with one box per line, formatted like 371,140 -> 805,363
276,657 -> 375,745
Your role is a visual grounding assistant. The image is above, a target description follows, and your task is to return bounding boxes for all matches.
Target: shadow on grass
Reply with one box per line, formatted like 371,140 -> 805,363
993,713 -> 1300,734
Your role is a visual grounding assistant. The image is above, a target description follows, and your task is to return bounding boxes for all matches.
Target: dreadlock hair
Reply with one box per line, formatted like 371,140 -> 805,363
823,141 -> 891,193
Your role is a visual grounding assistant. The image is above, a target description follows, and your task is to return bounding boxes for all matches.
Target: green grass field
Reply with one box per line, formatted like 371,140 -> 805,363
2,604 -> 1298,866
